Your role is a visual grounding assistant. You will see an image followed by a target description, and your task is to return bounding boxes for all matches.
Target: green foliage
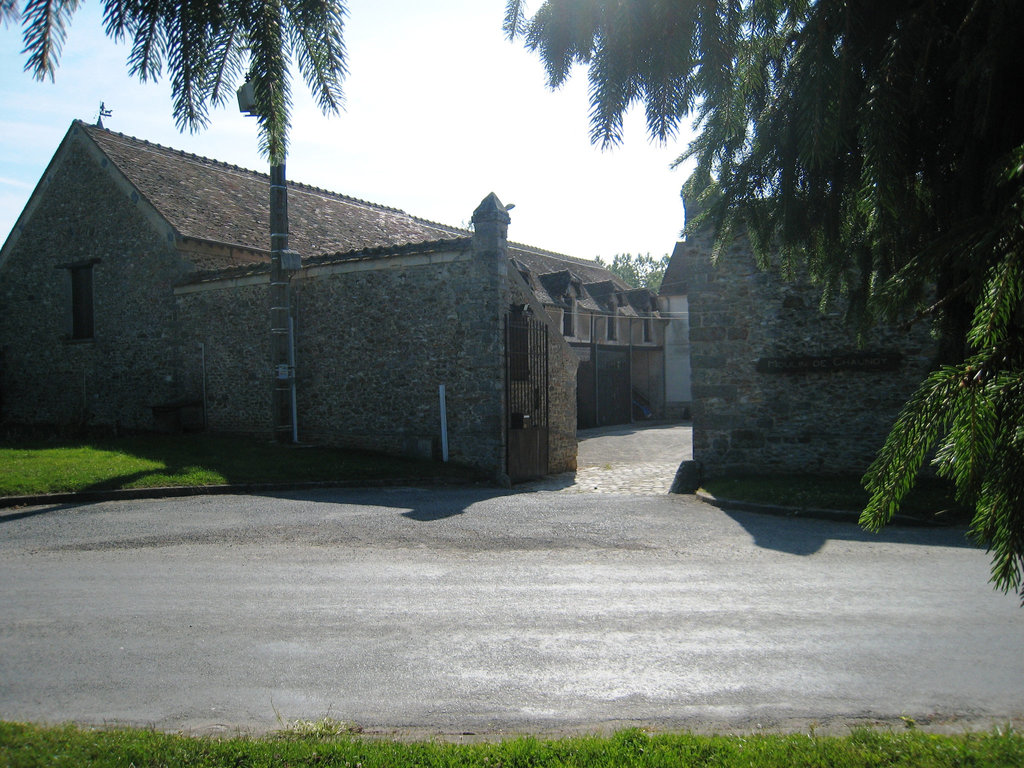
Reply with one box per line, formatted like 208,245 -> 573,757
8,0 -> 348,163
596,252 -> 669,290
2,721 -> 1024,767
509,0 -> 1024,601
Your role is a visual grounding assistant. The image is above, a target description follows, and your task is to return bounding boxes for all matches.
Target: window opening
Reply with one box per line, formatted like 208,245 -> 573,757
60,261 -> 98,340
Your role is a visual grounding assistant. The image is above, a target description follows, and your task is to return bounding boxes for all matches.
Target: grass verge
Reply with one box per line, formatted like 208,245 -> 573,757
0,433 -> 483,497
2,722 -> 1022,767
701,474 -> 969,524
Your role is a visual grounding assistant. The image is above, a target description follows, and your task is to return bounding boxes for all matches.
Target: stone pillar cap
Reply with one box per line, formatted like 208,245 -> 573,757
472,192 -> 511,225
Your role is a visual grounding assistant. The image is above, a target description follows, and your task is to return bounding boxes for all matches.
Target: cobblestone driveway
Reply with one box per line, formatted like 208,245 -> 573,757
525,421 -> 692,495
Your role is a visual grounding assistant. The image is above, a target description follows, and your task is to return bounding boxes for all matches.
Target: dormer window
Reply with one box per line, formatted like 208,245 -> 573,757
642,317 -> 652,343
562,301 -> 574,337
606,314 -> 617,341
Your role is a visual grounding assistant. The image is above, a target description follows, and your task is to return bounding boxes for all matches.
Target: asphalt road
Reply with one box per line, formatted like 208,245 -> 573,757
1,487 -> 1022,736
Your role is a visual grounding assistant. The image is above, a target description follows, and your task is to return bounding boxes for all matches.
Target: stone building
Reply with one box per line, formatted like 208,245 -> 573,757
0,120 -> 617,481
509,251 -> 667,429
670,221 -> 936,478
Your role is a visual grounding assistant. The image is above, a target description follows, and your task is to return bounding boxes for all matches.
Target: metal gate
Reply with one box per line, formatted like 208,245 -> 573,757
576,346 -> 631,429
505,309 -> 549,481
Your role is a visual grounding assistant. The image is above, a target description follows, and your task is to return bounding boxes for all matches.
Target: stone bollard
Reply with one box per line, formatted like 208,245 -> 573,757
670,460 -> 703,494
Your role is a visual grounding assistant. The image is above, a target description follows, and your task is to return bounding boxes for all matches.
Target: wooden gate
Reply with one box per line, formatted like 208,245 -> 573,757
506,310 -> 549,481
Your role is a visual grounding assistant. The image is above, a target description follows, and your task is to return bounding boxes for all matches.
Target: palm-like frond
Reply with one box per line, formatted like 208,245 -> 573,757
15,0 -> 348,161
282,0 -> 346,116
503,0 -> 528,42
206,24 -> 245,106
1,0 -> 20,25
20,0 -> 80,80
246,0 -> 290,162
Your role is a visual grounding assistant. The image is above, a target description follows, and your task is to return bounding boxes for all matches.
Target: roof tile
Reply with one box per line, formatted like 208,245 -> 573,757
81,122 -> 463,269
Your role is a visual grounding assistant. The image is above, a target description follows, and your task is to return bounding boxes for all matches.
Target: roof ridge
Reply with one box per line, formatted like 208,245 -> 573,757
77,120 -> 451,221
510,241 -> 603,267
184,236 -> 473,285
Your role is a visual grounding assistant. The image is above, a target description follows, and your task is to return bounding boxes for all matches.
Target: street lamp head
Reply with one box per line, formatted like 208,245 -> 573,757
237,81 -> 258,116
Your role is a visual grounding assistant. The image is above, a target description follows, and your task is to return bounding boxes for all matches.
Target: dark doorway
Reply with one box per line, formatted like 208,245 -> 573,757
596,347 -> 631,427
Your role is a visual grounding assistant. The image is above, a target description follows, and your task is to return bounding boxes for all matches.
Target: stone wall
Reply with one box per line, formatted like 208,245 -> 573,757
174,234 -> 525,475
176,228 -> 577,476
295,244 -> 508,471
0,127 -> 194,430
684,229 -> 936,477
175,278 -> 271,435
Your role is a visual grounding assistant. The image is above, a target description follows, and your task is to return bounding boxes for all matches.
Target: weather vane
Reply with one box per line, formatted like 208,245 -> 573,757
96,103 -> 113,129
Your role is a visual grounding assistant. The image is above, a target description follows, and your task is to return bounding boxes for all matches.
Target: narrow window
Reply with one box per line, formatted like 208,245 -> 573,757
642,317 -> 652,343
70,265 -> 94,339
562,302 -> 574,337
58,259 -> 98,340
606,314 -> 617,341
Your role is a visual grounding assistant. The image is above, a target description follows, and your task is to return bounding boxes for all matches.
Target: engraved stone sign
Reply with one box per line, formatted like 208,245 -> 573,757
756,351 -> 902,374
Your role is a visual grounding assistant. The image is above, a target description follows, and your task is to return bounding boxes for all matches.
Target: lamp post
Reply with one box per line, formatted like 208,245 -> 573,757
238,80 -> 300,443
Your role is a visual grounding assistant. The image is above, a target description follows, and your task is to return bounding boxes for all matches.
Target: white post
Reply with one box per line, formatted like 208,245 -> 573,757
439,384 -> 449,462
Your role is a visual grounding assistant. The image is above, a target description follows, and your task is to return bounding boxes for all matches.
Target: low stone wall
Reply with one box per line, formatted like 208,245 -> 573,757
684,229 -> 936,477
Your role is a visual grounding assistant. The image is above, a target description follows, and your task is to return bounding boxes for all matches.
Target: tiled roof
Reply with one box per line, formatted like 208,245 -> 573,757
73,121 -> 644,309
584,280 -> 619,309
80,121 -> 464,268
509,245 -> 630,290
622,287 -> 658,314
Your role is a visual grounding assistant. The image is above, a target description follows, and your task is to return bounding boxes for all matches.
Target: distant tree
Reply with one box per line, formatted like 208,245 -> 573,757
508,0 -> 1024,601
6,0 -> 347,162
597,252 -> 669,292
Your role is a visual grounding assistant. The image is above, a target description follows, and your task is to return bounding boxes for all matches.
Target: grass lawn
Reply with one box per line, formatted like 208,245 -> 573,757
0,433 -> 483,497
1,722 -> 1022,767
700,474 -> 969,524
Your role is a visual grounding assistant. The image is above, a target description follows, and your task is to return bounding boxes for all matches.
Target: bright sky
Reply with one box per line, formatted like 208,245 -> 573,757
0,1 -> 694,261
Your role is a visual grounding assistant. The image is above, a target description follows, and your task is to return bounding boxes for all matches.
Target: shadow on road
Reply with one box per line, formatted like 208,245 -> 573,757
284,485 -> 512,523
725,508 -> 976,556
0,503 -> 83,524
